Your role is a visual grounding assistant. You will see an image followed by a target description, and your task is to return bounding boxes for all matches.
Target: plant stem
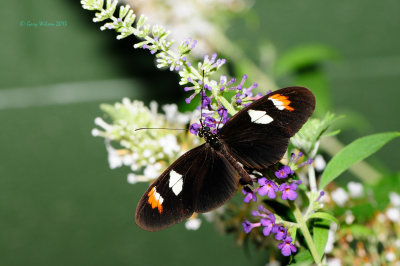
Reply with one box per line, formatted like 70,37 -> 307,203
308,164 -> 318,193
289,201 -> 322,265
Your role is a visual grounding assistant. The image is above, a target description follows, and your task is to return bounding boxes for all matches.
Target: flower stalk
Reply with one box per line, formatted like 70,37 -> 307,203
289,200 -> 322,265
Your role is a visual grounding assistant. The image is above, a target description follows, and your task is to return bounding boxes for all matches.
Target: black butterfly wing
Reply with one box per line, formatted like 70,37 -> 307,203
135,144 -> 240,231
218,86 -> 315,170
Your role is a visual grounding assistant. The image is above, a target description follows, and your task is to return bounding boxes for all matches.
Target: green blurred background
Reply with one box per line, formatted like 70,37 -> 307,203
1,1 -> 399,265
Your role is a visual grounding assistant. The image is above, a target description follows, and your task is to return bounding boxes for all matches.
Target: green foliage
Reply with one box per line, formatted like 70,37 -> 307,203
319,132 -> 400,189
291,250 -> 313,265
291,112 -> 340,156
312,219 -> 331,261
308,212 -> 338,225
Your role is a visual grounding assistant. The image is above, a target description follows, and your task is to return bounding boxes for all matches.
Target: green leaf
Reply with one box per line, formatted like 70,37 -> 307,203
290,250 -> 313,266
319,132 -> 400,189
312,219 -> 331,261
308,212 -> 338,225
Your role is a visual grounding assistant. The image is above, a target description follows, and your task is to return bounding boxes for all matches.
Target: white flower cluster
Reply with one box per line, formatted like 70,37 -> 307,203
92,98 -> 197,184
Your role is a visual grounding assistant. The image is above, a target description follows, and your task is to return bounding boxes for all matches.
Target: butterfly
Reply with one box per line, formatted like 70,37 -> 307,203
135,86 -> 315,231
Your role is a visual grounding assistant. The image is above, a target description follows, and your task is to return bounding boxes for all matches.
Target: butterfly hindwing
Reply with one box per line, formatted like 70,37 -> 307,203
193,148 -> 240,213
218,86 -> 315,170
135,144 -> 241,231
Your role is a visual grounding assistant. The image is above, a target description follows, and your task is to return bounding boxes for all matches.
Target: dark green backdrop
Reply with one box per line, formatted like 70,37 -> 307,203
1,1 -> 399,265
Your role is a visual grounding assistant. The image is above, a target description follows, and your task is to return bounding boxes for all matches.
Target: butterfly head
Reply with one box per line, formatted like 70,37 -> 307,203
198,126 -> 221,150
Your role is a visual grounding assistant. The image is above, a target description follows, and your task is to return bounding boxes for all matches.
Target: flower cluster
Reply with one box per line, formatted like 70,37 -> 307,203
92,98 -> 197,184
241,152 -> 313,256
242,205 -> 297,256
187,72 -> 263,135
242,152 -> 312,202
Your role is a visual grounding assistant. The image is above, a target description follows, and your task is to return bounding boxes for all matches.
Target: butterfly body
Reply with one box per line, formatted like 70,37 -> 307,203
198,126 -> 222,150
135,87 -> 315,231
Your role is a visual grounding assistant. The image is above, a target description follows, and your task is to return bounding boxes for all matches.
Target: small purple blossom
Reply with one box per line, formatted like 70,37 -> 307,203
258,178 -> 278,199
260,213 -> 276,236
200,91 -> 211,108
242,188 -> 257,203
288,151 -> 313,171
242,219 -> 261,234
272,226 -> 287,241
189,123 -> 201,135
204,116 -> 216,128
274,165 -> 294,179
279,183 -> 298,201
185,92 -> 196,104
298,158 -> 313,167
317,190 -> 325,201
278,237 -> 297,256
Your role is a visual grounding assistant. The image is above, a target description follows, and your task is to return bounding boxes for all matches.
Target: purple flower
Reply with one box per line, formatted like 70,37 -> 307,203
317,190 -> 325,201
260,213 -> 276,236
242,219 -> 260,234
217,106 -> 229,125
242,188 -> 257,203
288,152 -> 313,171
258,178 -> 278,199
204,116 -> 216,128
189,123 -> 201,135
185,92 -> 196,104
298,158 -> 313,168
272,226 -> 287,241
200,91 -> 211,108
279,183 -> 298,201
278,237 -> 297,256
274,165 -> 294,179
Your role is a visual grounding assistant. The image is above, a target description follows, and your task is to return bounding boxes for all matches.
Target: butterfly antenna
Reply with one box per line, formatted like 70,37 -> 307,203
199,70 -> 205,127
134,127 -> 187,132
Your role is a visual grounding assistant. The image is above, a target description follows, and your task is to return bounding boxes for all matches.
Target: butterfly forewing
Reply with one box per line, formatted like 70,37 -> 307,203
218,87 -> 315,170
135,144 -> 241,231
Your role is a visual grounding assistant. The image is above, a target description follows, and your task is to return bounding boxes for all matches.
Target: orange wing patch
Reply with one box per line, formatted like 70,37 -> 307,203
148,187 -> 164,213
268,94 -> 295,111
